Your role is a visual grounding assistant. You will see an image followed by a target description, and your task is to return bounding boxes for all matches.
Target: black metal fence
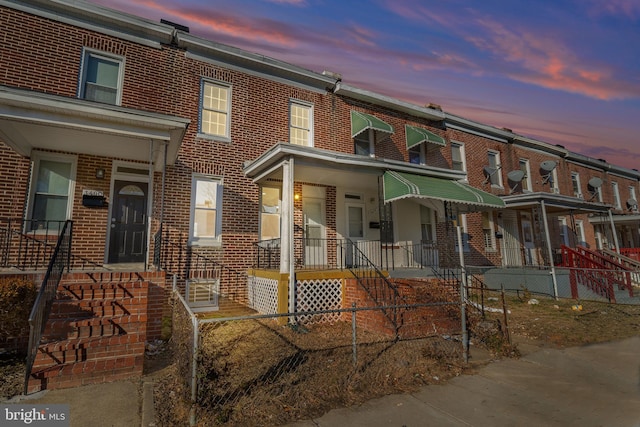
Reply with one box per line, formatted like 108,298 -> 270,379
24,220 -> 72,394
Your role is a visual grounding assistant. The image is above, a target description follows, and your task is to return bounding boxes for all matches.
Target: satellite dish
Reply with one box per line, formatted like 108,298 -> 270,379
627,198 -> 638,208
540,160 -> 557,173
507,170 -> 525,182
587,177 -> 603,189
483,166 -> 496,177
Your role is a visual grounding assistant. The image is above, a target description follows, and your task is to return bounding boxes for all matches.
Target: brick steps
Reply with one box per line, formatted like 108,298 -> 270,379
26,273 -> 156,394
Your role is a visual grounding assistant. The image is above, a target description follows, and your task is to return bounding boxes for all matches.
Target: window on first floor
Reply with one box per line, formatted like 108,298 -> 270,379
260,186 -> 281,241
79,49 -> 124,105
420,205 -> 434,242
190,175 -> 223,245
482,211 -> 496,250
28,153 -> 77,231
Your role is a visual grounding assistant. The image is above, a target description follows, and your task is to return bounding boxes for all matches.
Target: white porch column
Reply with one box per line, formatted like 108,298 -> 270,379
540,200 -> 559,299
281,158 -> 296,317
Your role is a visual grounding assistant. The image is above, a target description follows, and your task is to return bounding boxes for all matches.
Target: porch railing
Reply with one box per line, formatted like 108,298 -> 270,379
0,218 -> 105,271
24,220 -> 72,394
560,245 -> 633,302
153,224 -> 248,302
254,238 -> 440,271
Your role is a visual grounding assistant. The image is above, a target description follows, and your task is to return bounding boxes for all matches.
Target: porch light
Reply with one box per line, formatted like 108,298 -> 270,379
294,193 -> 300,200
95,168 -> 105,179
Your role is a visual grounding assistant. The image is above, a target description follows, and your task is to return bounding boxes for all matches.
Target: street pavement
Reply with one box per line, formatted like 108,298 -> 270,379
6,336 -> 640,426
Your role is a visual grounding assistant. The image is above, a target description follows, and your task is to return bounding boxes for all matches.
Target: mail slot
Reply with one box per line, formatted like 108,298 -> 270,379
82,194 -> 107,207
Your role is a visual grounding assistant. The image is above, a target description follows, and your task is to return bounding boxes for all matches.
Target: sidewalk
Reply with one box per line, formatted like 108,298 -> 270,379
7,336 -> 640,426
285,336 -> 640,427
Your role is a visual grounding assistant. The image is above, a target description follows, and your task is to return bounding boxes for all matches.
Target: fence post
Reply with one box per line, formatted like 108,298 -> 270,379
351,302 -> 357,366
189,311 -> 199,426
456,226 -> 469,364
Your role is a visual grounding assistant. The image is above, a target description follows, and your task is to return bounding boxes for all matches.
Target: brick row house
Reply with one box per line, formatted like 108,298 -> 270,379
1,0 -> 639,383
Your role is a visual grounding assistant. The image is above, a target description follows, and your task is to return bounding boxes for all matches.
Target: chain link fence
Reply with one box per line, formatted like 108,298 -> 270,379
166,287 -> 494,427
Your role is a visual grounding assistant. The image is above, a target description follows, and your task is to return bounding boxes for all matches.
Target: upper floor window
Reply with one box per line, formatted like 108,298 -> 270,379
354,129 -> 375,157
612,182 -> 621,209
487,151 -> 502,187
79,50 -> 124,105
190,175 -> 223,245
289,101 -> 313,146
451,142 -> 466,173
571,172 -> 582,198
200,80 -> 231,139
629,186 -> 638,211
409,144 -> 425,165
28,152 -> 77,231
550,168 -> 559,193
519,159 -> 532,192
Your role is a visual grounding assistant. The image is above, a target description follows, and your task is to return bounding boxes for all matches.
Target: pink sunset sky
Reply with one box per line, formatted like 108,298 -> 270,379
91,0 -> 640,170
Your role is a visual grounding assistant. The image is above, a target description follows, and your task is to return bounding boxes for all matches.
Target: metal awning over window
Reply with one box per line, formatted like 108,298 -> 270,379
405,124 -> 446,148
383,170 -> 505,211
350,110 -> 394,138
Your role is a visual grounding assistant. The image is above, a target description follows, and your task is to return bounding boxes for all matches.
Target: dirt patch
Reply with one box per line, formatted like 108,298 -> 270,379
0,355 -> 25,402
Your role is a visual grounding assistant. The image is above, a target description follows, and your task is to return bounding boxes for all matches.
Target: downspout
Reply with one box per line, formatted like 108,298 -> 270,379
158,142 -> 168,271
609,209 -> 621,254
540,200 -> 559,299
146,139 -> 155,272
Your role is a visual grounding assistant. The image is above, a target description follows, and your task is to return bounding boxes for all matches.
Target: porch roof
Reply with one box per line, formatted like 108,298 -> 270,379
501,192 -> 612,214
0,85 -> 190,171
383,170 -> 505,211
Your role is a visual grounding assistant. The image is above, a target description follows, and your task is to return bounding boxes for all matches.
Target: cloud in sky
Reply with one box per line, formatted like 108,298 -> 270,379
89,0 -> 640,170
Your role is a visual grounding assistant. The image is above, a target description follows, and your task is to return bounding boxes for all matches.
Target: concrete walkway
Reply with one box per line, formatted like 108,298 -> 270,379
285,336 -> 640,427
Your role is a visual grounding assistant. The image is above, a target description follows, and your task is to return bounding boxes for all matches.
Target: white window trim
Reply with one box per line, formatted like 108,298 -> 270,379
550,168 -> 560,193
629,186 -> 638,211
409,143 -> 426,165
451,141 -> 467,177
482,211 -> 496,252
575,220 -> 586,246
289,99 -> 314,147
354,129 -> 375,157
345,201 -> 366,240
487,150 -> 503,188
519,159 -> 532,192
78,48 -> 125,105
571,172 -> 582,199
198,78 -> 232,142
612,182 -> 621,209
453,213 -> 470,252
27,152 -> 77,229
189,174 -> 223,247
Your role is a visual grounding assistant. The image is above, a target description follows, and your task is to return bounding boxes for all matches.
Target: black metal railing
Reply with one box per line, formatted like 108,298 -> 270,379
253,237 -> 441,272
24,220 -> 72,394
153,224 -> 248,302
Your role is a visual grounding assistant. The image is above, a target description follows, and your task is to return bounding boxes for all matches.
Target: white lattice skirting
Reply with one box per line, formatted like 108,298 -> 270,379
248,275 -> 279,314
296,278 -> 342,324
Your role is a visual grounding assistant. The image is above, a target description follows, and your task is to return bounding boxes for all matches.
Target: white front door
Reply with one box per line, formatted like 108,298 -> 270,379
303,197 -> 326,267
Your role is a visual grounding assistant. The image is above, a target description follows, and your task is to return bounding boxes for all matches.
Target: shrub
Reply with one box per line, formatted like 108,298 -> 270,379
0,277 -> 38,342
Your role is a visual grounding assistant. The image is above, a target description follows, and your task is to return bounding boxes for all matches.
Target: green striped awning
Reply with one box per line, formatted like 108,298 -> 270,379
383,170 -> 505,210
405,124 -> 446,148
350,110 -> 394,138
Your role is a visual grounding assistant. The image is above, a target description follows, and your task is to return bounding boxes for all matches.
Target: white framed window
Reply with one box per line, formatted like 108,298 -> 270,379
289,101 -> 313,146
409,144 -> 425,165
27,152 -> 77,231
482,211 -> 496,251
575,220 -> 586,246
628,186 -> 638,211
550,168 -> 560,193
487,150 -> 502,187
189,175 -> 223,245
260,186 -> 281,241
519,159 -> 532,192
79,49 -> 124,105
200,80 -> 231,140
571,172 -> 582,198
451,142 -> 466,173
612,182 -> 621,209
558,217 -> 570,246
354,129 -> 375,157
420,205 -> 435,242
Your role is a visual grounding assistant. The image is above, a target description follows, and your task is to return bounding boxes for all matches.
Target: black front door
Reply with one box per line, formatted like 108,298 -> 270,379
108,180 -> 148,263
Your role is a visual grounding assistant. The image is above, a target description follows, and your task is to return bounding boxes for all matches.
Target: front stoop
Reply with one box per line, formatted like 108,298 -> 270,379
26,273 -> 152,394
